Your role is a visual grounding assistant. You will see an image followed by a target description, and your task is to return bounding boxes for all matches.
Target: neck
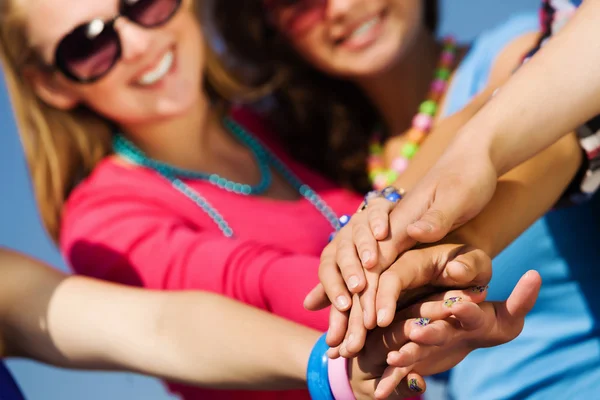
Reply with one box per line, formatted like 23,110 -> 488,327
355,29 -> 441,134
117,98 -> 223,171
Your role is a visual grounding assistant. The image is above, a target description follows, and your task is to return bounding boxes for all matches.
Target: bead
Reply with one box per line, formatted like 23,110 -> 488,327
435,67 -> 451,81
412,113 -> 433,131
419,100 -> 438,116
440,51 -> 455,67
385,191 -> 403,203
443,36 -> 457,49
369,169 -> 384,181
339,214 -> 351,227
401,142 -> 419,159
385,170 -> 399,184
373,175 -> 389,190
407,128 -> 427,144
427,89 -> 443,103
430,79 -> 447,94
391,157 -> 409,174
369,143 -> 383,155
368,155 -> 384,169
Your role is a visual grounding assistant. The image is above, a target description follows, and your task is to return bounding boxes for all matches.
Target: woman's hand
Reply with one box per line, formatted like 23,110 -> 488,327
369,270 -> 542,399
315,240 -> 493,353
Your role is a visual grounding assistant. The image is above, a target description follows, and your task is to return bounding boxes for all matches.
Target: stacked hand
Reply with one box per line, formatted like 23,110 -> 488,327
306,178 -> 540,398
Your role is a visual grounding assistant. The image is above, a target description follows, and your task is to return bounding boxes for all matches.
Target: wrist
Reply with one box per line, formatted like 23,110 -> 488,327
452,118 -> 501,177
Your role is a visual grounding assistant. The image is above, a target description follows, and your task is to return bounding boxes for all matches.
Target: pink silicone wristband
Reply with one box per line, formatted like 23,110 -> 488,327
327,356 -> 356,400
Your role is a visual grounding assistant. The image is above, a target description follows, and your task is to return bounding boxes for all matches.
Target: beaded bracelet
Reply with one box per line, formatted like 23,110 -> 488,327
358,186 -> 405,212
307,334 -> 335,400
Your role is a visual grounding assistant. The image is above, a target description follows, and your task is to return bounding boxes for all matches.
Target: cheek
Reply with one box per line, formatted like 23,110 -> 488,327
286,7 -> 326,36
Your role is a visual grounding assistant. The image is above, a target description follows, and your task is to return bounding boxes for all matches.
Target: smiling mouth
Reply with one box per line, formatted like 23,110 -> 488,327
336,10 -> 387,48
136,48 -> 175,86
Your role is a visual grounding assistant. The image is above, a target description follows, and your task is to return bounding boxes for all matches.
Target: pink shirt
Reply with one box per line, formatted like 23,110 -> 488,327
60,110 -> 362,400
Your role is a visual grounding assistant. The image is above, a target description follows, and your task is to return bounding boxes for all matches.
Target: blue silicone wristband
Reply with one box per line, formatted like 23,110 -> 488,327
307,334 -> 335,400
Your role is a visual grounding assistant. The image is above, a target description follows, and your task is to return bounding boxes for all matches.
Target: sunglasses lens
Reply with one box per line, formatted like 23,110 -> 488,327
56,20 -> 120,82
123,0 -> 181,27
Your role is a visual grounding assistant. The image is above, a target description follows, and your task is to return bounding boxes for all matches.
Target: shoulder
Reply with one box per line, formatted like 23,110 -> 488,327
60,158 -> 180,247
64,157 -> 166,215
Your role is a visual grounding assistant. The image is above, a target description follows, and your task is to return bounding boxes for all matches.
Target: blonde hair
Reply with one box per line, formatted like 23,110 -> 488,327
0,0 -> 245,241
0,0 -> 112,241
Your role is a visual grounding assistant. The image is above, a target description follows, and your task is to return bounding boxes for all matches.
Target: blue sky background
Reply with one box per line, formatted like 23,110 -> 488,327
1,1 -> 539,399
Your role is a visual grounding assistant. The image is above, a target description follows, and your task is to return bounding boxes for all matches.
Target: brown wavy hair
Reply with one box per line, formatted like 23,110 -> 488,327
210,0 -> 440,193
0,0 -> 231,240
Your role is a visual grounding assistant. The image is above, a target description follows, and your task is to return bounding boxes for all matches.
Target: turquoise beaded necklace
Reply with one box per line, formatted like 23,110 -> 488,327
112,117 -> 341,238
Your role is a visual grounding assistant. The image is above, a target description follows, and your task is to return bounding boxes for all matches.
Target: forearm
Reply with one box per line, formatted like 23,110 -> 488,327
394,89 -> 493,191
0,249 -> 320,390
456,0 -> 600,176
450,132 -> 581,257
42,278 -> 320,390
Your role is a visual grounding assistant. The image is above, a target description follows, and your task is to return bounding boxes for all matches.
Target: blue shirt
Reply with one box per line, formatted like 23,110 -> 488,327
444,13 -> 600,400
0,363 -> 25,400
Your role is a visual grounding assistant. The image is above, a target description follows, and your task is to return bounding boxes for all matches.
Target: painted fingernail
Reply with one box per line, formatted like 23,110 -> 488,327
414,318 -> 430,327
377,309 -> 387,324
361,251 -> 372,265
444,296 -> 463,308
336,296 -> 349,309
409,378 -> 424,393
471,285 -> 489,293
347,275 -> 360,290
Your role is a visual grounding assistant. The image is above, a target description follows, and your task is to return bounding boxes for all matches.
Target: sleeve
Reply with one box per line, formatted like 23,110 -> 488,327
60,188 -> 329,331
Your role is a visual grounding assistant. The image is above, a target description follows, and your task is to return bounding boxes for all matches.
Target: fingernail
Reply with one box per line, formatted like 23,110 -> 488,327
377,309 -> 387,325
471,285 -> 489,293
347,334 -> 355,345
414,318 -> 430,327
347,275 -> 360,290
444,296 -> 463,308
411,220 -> 433,232
361,251 -> 372,265
409,378 -> 424,393
336,296 -> 349,309
373,226 -> 383,237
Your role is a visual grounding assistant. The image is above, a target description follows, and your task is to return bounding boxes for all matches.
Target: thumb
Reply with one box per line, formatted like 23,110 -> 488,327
494,270 -> 542,341
303,283 -> 331,311
406,165 -> 497,244
502,270 -> 542,320
406,189 -> 471,244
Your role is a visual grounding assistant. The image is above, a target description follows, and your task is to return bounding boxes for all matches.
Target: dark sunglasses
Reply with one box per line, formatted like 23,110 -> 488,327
52,0 -> 182,83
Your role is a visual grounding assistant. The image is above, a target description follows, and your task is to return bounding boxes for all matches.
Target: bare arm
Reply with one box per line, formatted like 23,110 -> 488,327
467,0 -> 600,175
393,100 -> 581,258
385,30 -> 582,259
376,0 -> 600,251
0,248 -> 319,390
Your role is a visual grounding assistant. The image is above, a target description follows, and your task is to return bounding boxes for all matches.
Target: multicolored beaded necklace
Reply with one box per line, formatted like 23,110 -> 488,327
368,36 -> 458,190
113,118 -> 341,238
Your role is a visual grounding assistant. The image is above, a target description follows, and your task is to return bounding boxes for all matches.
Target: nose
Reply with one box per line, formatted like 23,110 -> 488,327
325,0 -> 360,21
114,17 -> 153,62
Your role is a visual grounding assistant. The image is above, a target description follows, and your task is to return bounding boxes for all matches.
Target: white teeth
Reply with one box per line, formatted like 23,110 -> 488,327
138,50 -> 174,86
349,17 -> 380,39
